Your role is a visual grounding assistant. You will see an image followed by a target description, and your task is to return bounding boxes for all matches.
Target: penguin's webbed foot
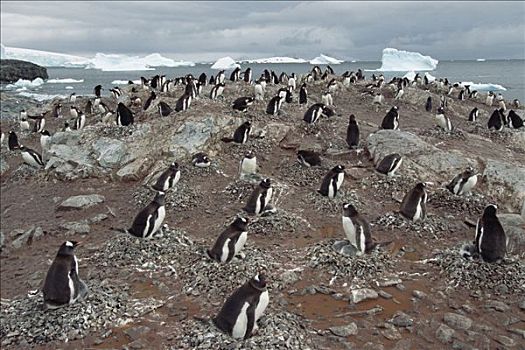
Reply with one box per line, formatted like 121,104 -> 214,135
235,252 -> 246,260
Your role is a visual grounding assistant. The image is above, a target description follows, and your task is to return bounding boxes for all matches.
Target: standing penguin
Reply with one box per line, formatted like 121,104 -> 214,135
342,203 -> 374,256
207,217 -> 249,263
221,121 -> 251,144
487,109 -> 503,131
373,92 -> 384,105
152,162 -> 180,191
425,97 -> 432,112
40,130 -> 51,151
127,191 -> 166,238
508,110 -> 524,129
319,165 -> 345,198
32,116 -> 46,133
321,91 -> 333,106
143,91 -> 157,111
20,145 -> 44,168
210,83 -> 225,100
266,95 -> 282,115
435,107 -> 453,131
485,91 -> 494,106
239,151 -> 257,178
216,70 -> 226,84
400,182 -> 428,222
474,204 -> 506,263
214,273 -> 269,339
230,67 -> 241,82
346,114 -> 359,148
381,106 -> 399,130
42,241 -> 88,310
75,113 -> 86,130
175,93 -> 192,112
375,153 -> 403,177
69,92 -> 77,103
446,167 -> 478,195
93,85 -> 102,98
468,107 -> 479,122
158,101 -> 173,117
297,150 -> 321,167
299,83 -> 308,105
8,131 -> 20,150
254,81 -> 264,101
243,68 -> 252,83
244,178 -> 273,215
198,72 -> 208,87
116,103 -> 134,126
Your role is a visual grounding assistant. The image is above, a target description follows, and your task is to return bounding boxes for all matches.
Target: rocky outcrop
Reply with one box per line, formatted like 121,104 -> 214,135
0,59 -> 48,82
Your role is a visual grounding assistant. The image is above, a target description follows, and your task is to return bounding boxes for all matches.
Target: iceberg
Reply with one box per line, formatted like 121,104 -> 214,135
65,86 -> 74,90
2,45 -> 88,67
46,78 -> 84,83
458,81 -> 506,92
403,71 -> 417,81
309,54 -> 344,65
6,77 -> 45,89
211,57 -> 240,70
18,92 -> 67,101
373,48 -> 438,72
424,72 -> 436,83
112,79 -> 141,85
240,56 -> 308,64
476,58 -> 486,62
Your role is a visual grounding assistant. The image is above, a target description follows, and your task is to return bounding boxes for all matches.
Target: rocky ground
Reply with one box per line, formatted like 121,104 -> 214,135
1,72 -> 524,350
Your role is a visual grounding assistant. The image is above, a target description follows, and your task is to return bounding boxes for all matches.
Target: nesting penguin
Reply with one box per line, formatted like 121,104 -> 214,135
266,95 -> 283,115
152,162 -> 180,191
207,217 -> 249,263
303,103 -> 334,124
474,204 -> 507,263
346,114 -> 359,148
192,152 -> 211,168
42,241 -> 88,310
8,131 -> 19,150
232,97 -> 255,112
116,103 -> 134,126
321,91 -> 333,106
244,178 -> 273,215
126,191 -> 166,238
221,121 -> 251,144
75,113 -> 86,130
468,107 -> 479,122
319,165 -> 345,198
297,150 -> 321,167
158,101 -> 173,117
375,153 -> 403,177
175,93 -> 192,112
446,167 -> 478,195
20,145 -> 44,168
381,106 -> 399,130
342,203 -> 374,256
214,273 -> 269,339
508,110 -> 524,129
239,151 -> 257,178
210,83 -> 225,100
435,107 -> 453,131
487,109 -> 503,131
400,182 -> 428,222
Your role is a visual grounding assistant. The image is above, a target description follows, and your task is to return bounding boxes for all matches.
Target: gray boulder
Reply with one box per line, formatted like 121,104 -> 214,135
498,213 -> 525,254
10,226 -> 44,249
483,160 -> 525,211
58,194 -> 105,210
350,288 -> 379,303
93,137 -> 128,168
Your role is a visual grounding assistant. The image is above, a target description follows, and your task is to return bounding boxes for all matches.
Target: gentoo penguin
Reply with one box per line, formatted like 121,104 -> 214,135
144,91 -> 157,110
210,83 -> 225,100
474,204 -> 506,263
498,99 -> 506,111
127,191 -> 166,238
327,79 -> 338,93
42,241 -> 88,310
297,150 -> 321,167
63,122 -> 72,132
458,89 -> 465,101
175,93 -> 192,112
19,145 -> 44,168
8,131 -> 20,150
394,84 -> 404,100
93,85 -> 102,98
158,101 -> 173,117
70,106 -> 79,119
185,80 -> 197,98
254,81 -> 264,101
85,100 -> 93,115
40,130 -> 51,150
75,113 -> 86,130
110,87 -> 122,99
485,91 -> 494,106
216,70 -> 225,84
232,97 -> 255,112
207,217 -> 249,263
512,99 -> 520,108
303,103 -> 334,124
299,84 -> 308,105
321,91 -> 333,106
214,273 -> 269,339
499,107 -> 509,126
230,67 -> 241,82
373,92 -> 384,105
0,129 -> 3,147
346,114 -> 359,149
209,75 -> 216,85
319,165 -> 345,198
435,107 -> 453,131
198,72 -> 208,86
243,68 -> 252,83
279,72 -> 289,84
375,154 -> 403,177
244,178 -> 273,215
192,152 -> 211,168
381,106 -> 399,130
400,182 -> 428,222
288,75 -> 296,90
508,110 -> 524,129
446,167 -> 478,195
266,96 -> 282,115
239,151 -> 257,177
342,203 -> 374,256
152,162 -> 180,191
222,121 -> 251,144
326,65 -> 335,75
69,93 -> 76,103
33,116 -> 46,133
116,102 -> 134,126
469,90 -> 479,99
487,109 -> 503,131
130,96 -> 142,107
20,116 -> 30,132
468,107 -> 479,122
425,97 -> 432,112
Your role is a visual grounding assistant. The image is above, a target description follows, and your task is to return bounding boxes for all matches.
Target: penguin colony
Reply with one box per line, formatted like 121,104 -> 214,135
0,63 -> 522,342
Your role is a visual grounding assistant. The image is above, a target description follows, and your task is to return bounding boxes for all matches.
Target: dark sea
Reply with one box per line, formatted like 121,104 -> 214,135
1,60 -> 524,115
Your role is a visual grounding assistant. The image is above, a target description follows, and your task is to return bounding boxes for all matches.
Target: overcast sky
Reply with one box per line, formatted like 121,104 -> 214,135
1,1 -> 524,62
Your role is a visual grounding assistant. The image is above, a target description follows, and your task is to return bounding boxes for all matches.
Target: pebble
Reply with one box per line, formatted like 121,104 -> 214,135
328,323 -> 358,337
436,323 -> 455,343
412,290 -> 427,299
350,288 -> 378,304
443,312 -> 472,330
494,335 -> 516,347
485,300 -> 510,312
381,325 -> 402,341
390,311 -> 413,327
378,290 -> 392,299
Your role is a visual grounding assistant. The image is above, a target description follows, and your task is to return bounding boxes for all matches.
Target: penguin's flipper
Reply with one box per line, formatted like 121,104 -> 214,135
244,302 -> 257,340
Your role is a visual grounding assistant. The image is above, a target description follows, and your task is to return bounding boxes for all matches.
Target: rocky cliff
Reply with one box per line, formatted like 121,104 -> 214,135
0,59 -> 48,83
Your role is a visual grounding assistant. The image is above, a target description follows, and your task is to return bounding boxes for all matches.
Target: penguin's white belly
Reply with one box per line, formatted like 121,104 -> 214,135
234,232 -> 248,257
22,152 -> 40,167
478,226 -> 484,253
68,273 -> 76,304
436,114 -> 448,130
255,290 -> 269,321
336,173 -> 344,190
413,198 -> 422,221
389,158 -> 402,176
265,188 -> 273,208
21,121 -> 30,131
221,238 -> 231,263
358,226 -> 366,255
393,118 -> 399,130
460,175 -> 477,195
232,302 -> 250,339
151,206 -> 165,235
172,171 -> 181,187
342,217 -> 357,246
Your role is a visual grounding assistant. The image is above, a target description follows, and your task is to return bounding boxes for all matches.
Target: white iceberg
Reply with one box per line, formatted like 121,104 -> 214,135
2,45 -> 88,67
111,79 -> 141,85
403,71 -> 417,81
476,58 -> 486,62
211,57 -> 240,70
458,81 -> 506,92
424,72 -> 436,83
46,78 -> 84,83
65,86 -> 74,90
18,91 -> 67,101
310,54 -> 344,65
373,48 -> 438,71
6,77 -> 45,89
241,56 -> 308,64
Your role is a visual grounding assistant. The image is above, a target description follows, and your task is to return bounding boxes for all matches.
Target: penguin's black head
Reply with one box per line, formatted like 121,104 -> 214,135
170,162 -> 179,170
154,191 -> 166,205
243,121 -> 251,128
245,150 -> 255,158
415,182 -> 427,191
437,107 -> 444,114
334,165 -> 345,172
251,273 -> 268,290
349,114 -> 356,123
484,204 -> 497,216
58,240 -> 79,256
323,107 -> 335,117
260,178 -> 271,189
41,130 -> 50,136
392,106 -> 398,111
232,217 -> 249,230
343,203 -> 358,217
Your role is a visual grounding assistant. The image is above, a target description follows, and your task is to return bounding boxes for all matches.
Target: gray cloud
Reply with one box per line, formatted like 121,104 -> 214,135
1,1 -> 524,61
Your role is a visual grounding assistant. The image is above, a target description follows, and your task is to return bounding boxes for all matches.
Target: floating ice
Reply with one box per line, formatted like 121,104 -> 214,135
309,54 -> 344,65
65,86 -> 74,90
476,58 -> 486,62
241,56 -> 308,64
211,56 -> 240,70
47,78 -> 84,83
6,78 -> 45,89
373,48 -> 438,71
403,71 -> 417,81
111,79 -> 141,85
18,91 -> 67,101
458,82 -> 506,92
2,46 -> 88,67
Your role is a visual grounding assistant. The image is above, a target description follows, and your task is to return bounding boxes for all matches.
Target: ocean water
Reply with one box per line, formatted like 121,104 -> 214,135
1,60 -> 524,105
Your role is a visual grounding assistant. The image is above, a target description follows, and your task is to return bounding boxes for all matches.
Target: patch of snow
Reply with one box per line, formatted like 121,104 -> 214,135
65,86 -> 74,90
373,48 -> 438,72
6,78 -> 45,89
46,78 -> 84,83
310,54 -> 344,65
458,81 -> 506,92
240,56 -> 308,64
112,79 -> 141,85
18,91 -> 67,101
211,57 -> 241,70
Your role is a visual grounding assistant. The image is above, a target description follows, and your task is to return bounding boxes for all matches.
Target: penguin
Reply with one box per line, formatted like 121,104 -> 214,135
230,67 -> 241,82
222,121 -> 251,144
207,217 -> 249,263
394,83 -> 404,100
40,130 -> 51,150
279,72 -> 289,84
110,87 -> 122,99
254,81 -> 264,101
508,110 -> 524,129
498,99 -> 506,111
239,151 -> 257,177
474,204 -> 507,263
487,109 -> 503,131
299,83 -> 308,105
127,191 -> 166,238
303,103 -> 334,124
232,97 -> 255,112
375,153 -> 403,177
216,70 -> 225,84
469,90 -> 478,99
326,65 -> 335,75
198,72 -> 208,87
192,152 -> 211,168
175,93 -> 192,112
93,85 -> 102,98
63,122 -> 72,132
435,106 -> 453,131
271,71 -> 279,84
440,95 -> 448,109
485,91 -> 494,106
321,91 -> 333,106
297,150 -> 321,167
243,68 -> 252,83
93,97 -> 100,109
33,116 -> 46,133
458,89 -> 465,101
20,116 -> 30,132
70,106 -> 79,119
446,167 -> 478,195
69,93 -> 76,103
209,75 -> 216,85
381,106 -> 399,130
346,114 -> 359,149
214,273 -> 269,339
499,108 -> 509,126
512,99 -> 520,108
150,75 -> 160,89
8,131 -> 20,150
185,81 -> 197,99
75,113 -> 86,130
468,107 -> 479,122
158,101 -> 173,117
400,182 -> 428,222
373,92 -> 384,105
327,79 -> 338,93
130,96 -> 142,107
210,83 -> 225,100
425,97 -> 432,112
0,129 -> 3,147
319,165 -> 345,198
116,102 -> 134,126
42,241 -> 88,310
266,96 -> 282,115
342,203 -> 374,256
244,178 -> 273,215
144,91 -> 157,110
288,75 -> 296,90
152,162 -> 180,191
19,145 -> 44,167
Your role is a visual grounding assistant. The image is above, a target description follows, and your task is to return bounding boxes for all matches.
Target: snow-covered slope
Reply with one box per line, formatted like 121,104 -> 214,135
211,57 -> 240,70
376,48 -> 438,71
309,54 -> 344,65
2,45 -> 88,67
241,56 -> 308,64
